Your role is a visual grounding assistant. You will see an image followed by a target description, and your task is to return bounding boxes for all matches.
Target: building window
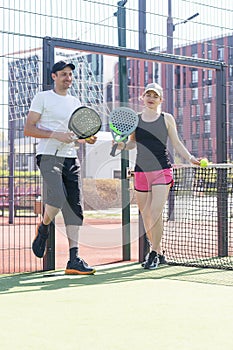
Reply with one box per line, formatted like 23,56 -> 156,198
229,81 -> 233,94
191,70 -> 198,83
144,61 -> 148,84
203,86 -> 212,99
191,121 -> 195,134
177,107 -> 183,117
204,103 -> 211,115
192,88 -> 198,100
217,47 -> 224,61
229,47 -> 233,59
176,90 -> 181,106
191,104 -> 200,117
229,65 -> 233,77
191,120 -> 200,135
203,86 -> 206,99
183,89 -> 186,104
229,103 -> 233,115
177,123 -> 183,136
207,85 -> 212,98
202,69 -> 205,83
183,67 -> 186,86
191,104 -> 196,117
176,66 -> 181,88
204,119 -> 211,133
192,139 -> 199,152
127,67 -> 131,79
207,70 -> 212,80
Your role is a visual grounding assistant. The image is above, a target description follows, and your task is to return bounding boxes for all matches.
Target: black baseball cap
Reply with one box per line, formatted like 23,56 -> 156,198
51,60 -> 75,74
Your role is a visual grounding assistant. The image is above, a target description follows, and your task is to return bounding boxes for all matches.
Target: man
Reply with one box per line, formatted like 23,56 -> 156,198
24,60 -> 97,275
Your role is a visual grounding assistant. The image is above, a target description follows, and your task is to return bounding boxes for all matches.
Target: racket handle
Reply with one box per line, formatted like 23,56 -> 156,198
110,143 -> 119,157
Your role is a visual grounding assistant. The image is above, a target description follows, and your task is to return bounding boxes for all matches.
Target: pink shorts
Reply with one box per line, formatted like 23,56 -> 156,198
134,168 -> 174,192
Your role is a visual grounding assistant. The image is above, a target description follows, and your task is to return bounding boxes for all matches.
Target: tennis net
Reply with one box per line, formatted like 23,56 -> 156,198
140,164 -> 233,270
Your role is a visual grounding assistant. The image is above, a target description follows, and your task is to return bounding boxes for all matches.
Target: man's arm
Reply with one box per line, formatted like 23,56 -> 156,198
24,111 -> 75,143
24,110 -> 53,138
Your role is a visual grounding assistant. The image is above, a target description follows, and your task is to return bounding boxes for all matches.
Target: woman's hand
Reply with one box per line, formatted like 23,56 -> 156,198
189,155 -> 200,166
112,141 -> 125,150
85,135 -> 97,144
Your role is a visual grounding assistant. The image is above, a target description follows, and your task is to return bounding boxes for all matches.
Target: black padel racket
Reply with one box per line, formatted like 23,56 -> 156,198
55,106 -> 101,155
109,107 -> 139,157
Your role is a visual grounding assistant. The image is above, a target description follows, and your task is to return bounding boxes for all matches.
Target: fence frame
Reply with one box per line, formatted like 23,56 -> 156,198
42,36 -> 227,269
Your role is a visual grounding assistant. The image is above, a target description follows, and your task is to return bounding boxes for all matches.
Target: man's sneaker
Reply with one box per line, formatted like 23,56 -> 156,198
143,251 -> 159,270
65,257 -> 96,275
32,222 -> 49,258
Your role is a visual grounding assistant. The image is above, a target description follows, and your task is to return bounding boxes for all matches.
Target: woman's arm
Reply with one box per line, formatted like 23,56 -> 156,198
165,113 -> 200,165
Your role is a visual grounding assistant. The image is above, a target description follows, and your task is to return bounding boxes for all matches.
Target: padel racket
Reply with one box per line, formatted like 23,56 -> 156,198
109,107 -> 139,157
55,106 -> 101,155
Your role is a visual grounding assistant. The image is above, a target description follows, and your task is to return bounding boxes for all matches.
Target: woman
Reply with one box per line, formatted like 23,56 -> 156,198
115,83 -> 200,269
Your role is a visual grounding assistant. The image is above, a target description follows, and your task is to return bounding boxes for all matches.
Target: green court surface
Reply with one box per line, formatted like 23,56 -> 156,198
0,263 -> 232,350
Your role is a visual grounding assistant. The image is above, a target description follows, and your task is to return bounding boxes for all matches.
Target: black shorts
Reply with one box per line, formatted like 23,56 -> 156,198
36,155 -> 83,226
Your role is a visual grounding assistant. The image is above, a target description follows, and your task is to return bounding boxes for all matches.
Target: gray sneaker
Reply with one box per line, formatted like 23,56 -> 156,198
65,257 -> 96,275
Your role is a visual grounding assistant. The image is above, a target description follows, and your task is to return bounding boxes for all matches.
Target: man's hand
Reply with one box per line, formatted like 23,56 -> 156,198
53,131 -> 75,143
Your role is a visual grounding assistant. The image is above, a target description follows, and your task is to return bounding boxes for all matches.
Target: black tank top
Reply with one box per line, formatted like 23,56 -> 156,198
134,113 -> 172,172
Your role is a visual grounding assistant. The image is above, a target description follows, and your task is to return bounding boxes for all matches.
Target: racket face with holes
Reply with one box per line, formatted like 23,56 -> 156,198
68,106 -> 102,139
109,107 -> 139,142
109,107 -> 138,156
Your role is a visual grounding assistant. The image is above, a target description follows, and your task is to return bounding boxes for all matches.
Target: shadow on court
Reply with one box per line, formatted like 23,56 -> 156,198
1,262 -> 232,295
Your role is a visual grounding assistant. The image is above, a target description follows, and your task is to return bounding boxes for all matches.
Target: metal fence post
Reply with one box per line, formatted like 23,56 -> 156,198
216,64 -> 228,257
115,1 -> 131,260
42,37 -> 55,270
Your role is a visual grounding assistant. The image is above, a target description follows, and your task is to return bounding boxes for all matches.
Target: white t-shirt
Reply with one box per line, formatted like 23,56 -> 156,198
29,90 -> 81,157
